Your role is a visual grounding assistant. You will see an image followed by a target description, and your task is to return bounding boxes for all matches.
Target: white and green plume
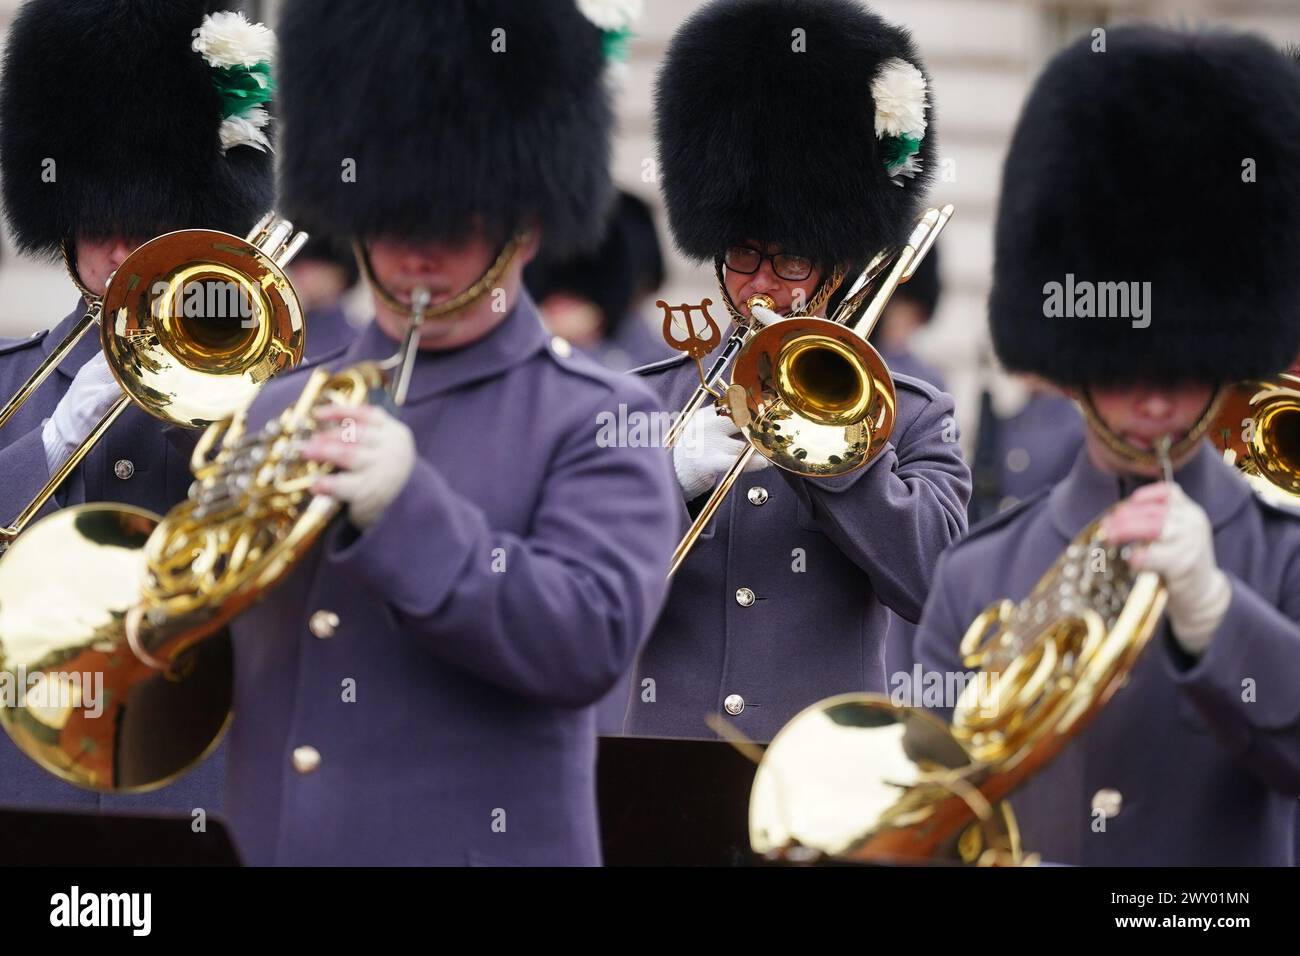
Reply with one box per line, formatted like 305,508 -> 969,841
871,58 -> 929,185
192,11 -> 276,154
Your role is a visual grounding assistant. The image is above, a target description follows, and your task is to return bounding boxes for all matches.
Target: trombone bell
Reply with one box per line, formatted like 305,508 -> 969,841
666,205 -> 952,576
1214,371 -> 1300,507
777,336 -> 873,427
102,228 -> 305,429
1254,398 -> 1300,495
733,317 -> 896,477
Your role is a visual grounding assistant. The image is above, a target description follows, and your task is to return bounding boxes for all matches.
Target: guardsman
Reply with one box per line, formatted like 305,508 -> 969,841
0,1 -> 298,814
218,0 -> 674,865
915,25 -> 1300,865
621,0 -> 971,743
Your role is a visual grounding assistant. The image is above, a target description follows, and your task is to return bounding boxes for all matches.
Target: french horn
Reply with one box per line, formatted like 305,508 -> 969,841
751,452 -> 1170,865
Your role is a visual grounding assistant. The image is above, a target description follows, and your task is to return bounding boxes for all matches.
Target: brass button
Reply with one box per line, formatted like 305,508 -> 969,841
292,746 -> 321,774
735,587 -> 755,607
1005,448 -> 1030,473
550,336 -> 573,359
113,459 -> 135,480
309,610 -> 339,639
1091,788 -> 1122,818
747,486 -> 769,506
723,694 -> 745,716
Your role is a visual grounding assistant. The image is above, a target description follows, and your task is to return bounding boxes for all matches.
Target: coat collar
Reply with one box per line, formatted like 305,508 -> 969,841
340,290 -> 550,403
47,299 -> 100,378
1048,441 -> 1254,540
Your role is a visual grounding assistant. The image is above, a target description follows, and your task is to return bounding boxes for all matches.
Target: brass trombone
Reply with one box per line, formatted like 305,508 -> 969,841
0,215 -> 307,554
666,204 -> 954,576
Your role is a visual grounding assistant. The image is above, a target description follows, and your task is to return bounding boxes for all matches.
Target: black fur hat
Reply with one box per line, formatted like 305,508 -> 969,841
990,26 -> 1300,387
655,0 -> 935,267
0,0 -> 275,259
276,0 -> 614,256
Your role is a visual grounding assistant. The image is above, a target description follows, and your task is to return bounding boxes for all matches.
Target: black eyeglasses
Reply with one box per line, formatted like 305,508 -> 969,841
723,245 -> 815,282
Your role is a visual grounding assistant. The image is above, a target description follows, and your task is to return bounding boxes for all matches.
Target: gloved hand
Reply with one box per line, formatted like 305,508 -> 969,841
41,351 -> 122,472
750,304 -> 785,327
303,403 -> 417,531
671,408 -> 770,501
1101,482 -> 1231,655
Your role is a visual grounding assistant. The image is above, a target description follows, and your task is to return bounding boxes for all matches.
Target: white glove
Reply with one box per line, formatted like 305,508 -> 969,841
42,351 -> 122,472
751,305 -> 785,327
671,408 -> 770,501
1102,482 -> 1231,655
303,403 -> 416,531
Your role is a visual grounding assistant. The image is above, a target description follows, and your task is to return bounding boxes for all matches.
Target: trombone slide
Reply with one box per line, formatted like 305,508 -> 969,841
668,444 -> 758,579
664,327 -> 752,449
0,394 -> 130,553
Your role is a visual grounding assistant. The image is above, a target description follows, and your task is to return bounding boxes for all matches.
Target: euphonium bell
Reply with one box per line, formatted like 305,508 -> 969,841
0,505 -> 233,792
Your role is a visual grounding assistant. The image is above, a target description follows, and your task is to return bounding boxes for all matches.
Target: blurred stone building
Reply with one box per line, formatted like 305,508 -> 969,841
2,0 -> 1298,447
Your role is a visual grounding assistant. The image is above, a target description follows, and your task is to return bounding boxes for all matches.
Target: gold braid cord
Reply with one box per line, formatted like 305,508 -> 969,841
1077,387 -> 1226,467
355,234 -> 524,321
60,239 -> 103,304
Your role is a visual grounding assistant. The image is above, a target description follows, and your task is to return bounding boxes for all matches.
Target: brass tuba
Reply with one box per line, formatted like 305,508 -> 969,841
750,492 -> 1168,865
0,213 -> 309,791
1212,368 -> 1300,508
665,205 -> 953,576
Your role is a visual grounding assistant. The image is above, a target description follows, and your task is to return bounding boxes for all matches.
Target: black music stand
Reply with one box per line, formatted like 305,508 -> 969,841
0,808 -> 241,866
597,734 -> 761,866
